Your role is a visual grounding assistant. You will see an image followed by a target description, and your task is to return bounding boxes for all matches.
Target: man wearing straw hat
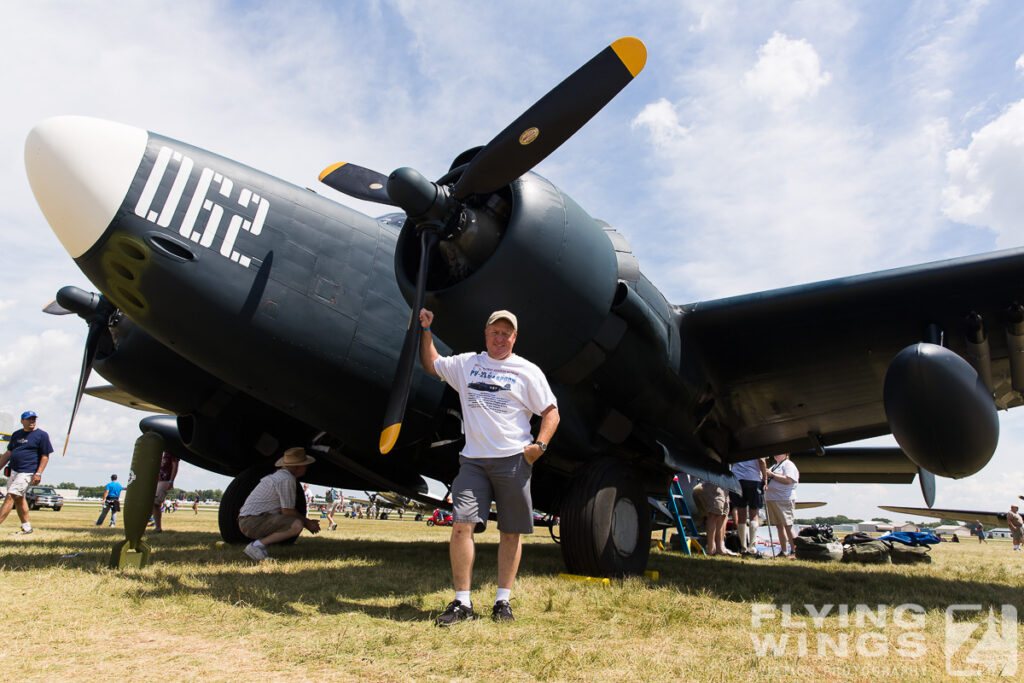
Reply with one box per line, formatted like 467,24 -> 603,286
238,447 -> 320,562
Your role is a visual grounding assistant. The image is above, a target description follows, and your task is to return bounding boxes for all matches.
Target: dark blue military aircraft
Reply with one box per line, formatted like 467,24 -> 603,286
24,37 -> 1015,576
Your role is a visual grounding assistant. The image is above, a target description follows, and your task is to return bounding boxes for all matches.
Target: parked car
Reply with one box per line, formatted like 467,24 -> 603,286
26,486 -> 63,511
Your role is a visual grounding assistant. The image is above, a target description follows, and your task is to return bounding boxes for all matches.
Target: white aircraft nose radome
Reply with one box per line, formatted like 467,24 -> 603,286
25,116 -> 148,259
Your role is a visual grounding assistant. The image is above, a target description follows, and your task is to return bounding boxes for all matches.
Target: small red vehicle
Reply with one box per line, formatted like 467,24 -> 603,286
426,509 -> 453,527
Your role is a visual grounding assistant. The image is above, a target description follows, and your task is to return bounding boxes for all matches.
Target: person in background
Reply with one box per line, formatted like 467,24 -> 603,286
325,488 -> 343,530
237,448 -> 320,562
764,453 -> 799,558
729,456 -> 767,554
95,474 -> 124,527
1006,506 -> 1022,551
701,481 -> 734,556
0,410 -> 52,536
973,520 -> 988,543
151,451 -> 179,533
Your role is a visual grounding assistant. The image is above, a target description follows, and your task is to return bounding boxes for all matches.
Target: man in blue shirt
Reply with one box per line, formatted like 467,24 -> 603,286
95,474 -> 124,527
0,411 -> 53,536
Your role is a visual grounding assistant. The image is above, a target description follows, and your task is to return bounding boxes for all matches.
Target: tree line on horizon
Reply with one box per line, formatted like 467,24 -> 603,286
0,478 -> 223,502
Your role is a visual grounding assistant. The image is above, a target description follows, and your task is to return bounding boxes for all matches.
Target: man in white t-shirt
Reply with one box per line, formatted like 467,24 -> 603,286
419,308 -> 559,626
764,453 -> 800,557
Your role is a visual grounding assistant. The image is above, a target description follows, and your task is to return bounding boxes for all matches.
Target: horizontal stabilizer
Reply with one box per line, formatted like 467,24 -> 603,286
791,447 -> 916,484
879,505 -> 1007,527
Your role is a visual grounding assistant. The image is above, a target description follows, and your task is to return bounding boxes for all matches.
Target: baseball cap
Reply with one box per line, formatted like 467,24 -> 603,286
21,410 -> 37,420
486,310 -> 518,331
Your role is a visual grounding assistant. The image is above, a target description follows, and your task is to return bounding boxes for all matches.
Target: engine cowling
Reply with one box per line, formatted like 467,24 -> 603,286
883,343 -> 998,478
396,173 -> 619,370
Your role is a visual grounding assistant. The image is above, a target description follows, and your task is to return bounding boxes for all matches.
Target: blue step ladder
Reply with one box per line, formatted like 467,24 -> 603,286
666,476 -> 705,555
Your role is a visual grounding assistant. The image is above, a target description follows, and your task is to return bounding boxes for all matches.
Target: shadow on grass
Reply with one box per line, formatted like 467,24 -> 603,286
4,527 -> 518,620
4,527 -> 1022,623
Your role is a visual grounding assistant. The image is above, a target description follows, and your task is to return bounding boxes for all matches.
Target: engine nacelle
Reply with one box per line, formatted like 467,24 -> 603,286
396,173 -> 619,371
883,343 -> 998,478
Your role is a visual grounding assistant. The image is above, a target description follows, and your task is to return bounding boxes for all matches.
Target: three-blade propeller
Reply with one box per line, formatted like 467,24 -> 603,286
320,37 -> 647,453
43,286 -> 115,456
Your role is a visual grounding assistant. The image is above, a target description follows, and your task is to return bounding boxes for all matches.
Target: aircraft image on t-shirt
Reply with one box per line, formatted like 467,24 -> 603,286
468,382 -> 511,393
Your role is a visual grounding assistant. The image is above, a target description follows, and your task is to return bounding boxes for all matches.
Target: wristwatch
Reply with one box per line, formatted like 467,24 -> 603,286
534,441 -> 548,452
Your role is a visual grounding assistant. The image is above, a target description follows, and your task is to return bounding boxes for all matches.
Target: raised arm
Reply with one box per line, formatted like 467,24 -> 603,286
419,308 -> 439,377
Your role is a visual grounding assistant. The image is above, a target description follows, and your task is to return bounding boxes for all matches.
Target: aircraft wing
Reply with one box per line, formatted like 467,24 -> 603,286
683,247 -> 1024,461
879,505 -> 1007,527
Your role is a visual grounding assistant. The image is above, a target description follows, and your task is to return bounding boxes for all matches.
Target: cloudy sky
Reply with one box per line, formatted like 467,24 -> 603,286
2,1 -> 1023,522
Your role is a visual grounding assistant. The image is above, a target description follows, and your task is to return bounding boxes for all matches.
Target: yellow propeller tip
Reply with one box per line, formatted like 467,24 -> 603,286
319,162 -> 347,182
611,37 -> 647,78
380,423 -> 401,454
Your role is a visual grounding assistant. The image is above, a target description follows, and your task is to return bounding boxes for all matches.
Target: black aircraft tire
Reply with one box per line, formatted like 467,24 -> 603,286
218,465 -> 272,544
560,459 -> 651,577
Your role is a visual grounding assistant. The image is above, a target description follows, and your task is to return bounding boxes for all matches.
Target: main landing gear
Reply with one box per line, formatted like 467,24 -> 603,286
559,458 -> 651,577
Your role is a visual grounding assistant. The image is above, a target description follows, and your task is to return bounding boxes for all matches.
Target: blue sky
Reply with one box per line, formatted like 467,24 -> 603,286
2,1 -> 1024,522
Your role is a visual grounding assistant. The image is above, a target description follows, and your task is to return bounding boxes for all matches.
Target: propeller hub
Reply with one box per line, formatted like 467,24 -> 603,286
387,167 -> 459,233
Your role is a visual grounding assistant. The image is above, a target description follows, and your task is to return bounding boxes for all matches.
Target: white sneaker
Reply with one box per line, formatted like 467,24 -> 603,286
243,542 -> 268,561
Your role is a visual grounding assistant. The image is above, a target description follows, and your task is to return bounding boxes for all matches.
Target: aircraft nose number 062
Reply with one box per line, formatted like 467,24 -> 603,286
134,145 -> 269,269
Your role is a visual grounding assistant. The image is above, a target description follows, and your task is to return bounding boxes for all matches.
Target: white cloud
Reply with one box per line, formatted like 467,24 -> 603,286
943,99 -> 1024,247
630,89 -> 952,299
0,299 -> 15,323
631,98 -> 690,146
743,32 -> 831,111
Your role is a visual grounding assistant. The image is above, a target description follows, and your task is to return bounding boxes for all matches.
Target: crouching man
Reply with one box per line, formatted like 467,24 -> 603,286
238,447 -> 320,562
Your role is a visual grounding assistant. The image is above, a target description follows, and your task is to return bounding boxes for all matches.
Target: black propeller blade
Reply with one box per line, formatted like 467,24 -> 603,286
42,300 -> 74,315
451,36 -> 646,200
319,162 -> 395,205
380,228 -> 439,454
52,286 -> 115,456
64,318 -> 104,456
320,38 -> 647,453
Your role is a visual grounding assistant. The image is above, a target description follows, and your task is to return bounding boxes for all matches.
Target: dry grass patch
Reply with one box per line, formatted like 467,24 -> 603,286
1,506 -> 1021,680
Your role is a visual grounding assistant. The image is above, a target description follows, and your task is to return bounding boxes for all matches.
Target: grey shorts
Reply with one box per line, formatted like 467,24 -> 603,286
452,454 -> 534,534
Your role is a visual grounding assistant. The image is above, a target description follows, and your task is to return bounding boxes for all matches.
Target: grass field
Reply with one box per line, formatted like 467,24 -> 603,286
1,506 -> 1021,681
